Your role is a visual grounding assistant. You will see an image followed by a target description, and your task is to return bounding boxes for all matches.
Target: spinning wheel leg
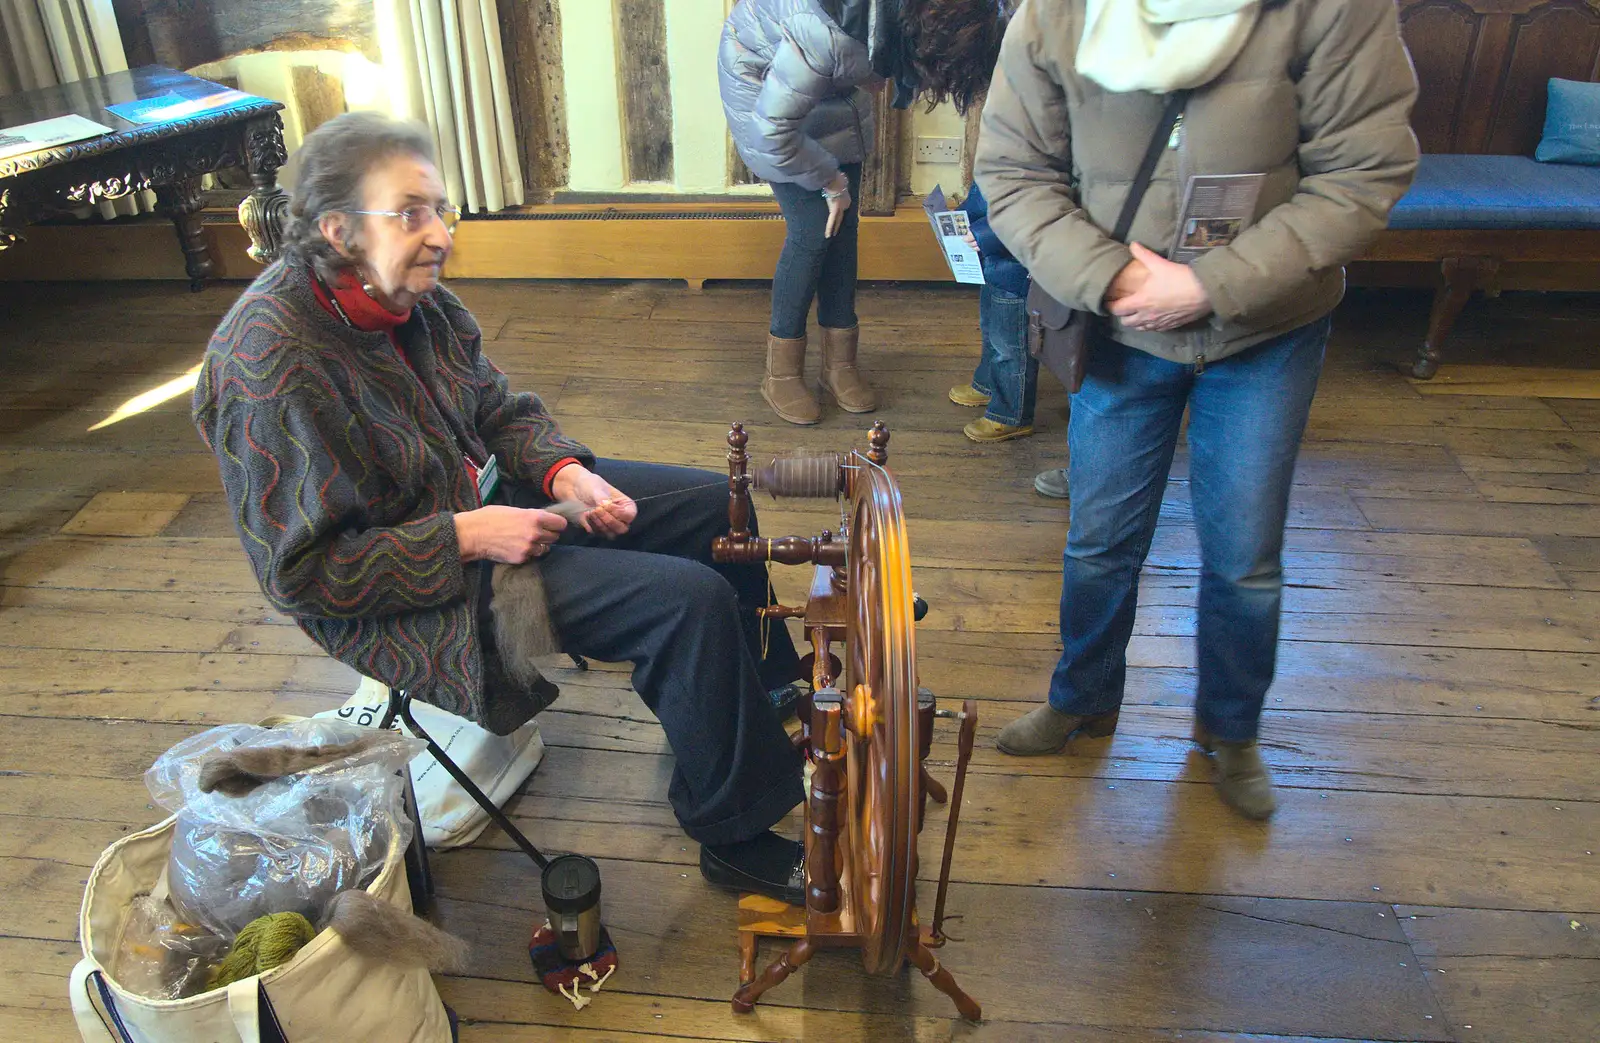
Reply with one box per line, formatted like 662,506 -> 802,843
731,937 -> 816,1013
922,767 -> 948,804
738,932 -> 758,987
907,943 -> 982,1022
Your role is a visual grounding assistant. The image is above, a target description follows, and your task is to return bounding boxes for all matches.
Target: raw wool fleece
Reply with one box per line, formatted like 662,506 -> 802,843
193,257 -> 592,734
489,562 -> 562,689
326,890 -> 468,973
197,732 -> 402,797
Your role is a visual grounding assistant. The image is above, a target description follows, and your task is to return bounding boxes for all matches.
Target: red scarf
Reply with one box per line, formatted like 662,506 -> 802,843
311,270 -> 412,332
311,269 -> 580,499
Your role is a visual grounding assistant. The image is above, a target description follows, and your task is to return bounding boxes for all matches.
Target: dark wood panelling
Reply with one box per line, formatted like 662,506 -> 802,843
1399,0 -> 1600,154
1486,1 -> 1600,154
860,84 -> 901,215
729,133 -> 761,186
109,0 -> 378,71
614,0 -> 674,184
497,0 -> 569,199
1399,0 -> 1482,152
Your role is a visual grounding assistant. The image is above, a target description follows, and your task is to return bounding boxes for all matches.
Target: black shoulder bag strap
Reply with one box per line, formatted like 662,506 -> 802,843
1028,89 -> 1193,393
1113,89 -> 1192,244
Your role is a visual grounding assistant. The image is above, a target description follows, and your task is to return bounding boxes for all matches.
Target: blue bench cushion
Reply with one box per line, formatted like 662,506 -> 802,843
1387,154 -> 1600,230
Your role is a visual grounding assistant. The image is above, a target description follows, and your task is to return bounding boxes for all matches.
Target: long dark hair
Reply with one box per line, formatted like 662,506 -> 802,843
884,0 -> 1010,115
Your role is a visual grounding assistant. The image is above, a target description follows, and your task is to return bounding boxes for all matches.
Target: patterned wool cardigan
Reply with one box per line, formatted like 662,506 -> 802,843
193,258 -> 593,733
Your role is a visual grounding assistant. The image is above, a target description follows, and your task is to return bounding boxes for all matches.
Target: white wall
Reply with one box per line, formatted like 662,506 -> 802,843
559,0 -> 627,191
909,102 -> 967,196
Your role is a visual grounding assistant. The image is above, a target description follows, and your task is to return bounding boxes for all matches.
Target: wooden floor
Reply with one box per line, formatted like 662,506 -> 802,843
2,278 -> 1598,1043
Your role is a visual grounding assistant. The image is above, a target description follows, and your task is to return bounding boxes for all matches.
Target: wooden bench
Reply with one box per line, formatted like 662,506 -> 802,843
1369,0 -> 1600,379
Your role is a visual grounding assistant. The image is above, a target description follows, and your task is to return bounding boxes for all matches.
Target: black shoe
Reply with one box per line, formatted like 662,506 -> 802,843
700,832 -> 805,905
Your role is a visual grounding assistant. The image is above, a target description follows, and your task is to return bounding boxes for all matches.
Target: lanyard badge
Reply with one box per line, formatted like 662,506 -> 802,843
475,452 -> 501,505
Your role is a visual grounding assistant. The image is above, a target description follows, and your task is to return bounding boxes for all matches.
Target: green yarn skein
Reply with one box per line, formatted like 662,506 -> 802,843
208,912 -> 317,989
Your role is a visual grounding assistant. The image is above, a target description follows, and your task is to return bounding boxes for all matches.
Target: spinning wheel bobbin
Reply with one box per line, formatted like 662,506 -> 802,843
711,421 -> 981,1022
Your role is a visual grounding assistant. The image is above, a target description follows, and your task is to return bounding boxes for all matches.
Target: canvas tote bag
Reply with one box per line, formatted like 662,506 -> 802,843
317,675 -> 546,850
70,726 -> 454,1042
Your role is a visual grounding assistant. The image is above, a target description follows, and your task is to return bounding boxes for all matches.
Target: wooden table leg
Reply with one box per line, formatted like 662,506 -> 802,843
0,186 -> 23,250
238,114 -> 289,265
731,936 -> 815,1014
906,942 -> 981,1022
155,176 -> 215,291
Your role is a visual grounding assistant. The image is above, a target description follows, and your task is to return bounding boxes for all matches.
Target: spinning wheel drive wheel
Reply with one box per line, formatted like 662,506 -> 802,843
718,424 -> 981,1021
844,457 -> 920,975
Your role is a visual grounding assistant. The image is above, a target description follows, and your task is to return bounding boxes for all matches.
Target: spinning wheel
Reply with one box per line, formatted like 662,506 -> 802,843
843,454 -> 918,975
711,422 -> 981,1021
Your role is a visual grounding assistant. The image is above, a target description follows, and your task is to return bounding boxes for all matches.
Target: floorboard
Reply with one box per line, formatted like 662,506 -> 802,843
1,279 -> 1596,1042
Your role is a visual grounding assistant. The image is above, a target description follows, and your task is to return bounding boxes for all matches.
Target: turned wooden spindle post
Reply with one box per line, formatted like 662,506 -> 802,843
867,421 -> 890,467
807,688 -> 844,914
727,423 -> 751,542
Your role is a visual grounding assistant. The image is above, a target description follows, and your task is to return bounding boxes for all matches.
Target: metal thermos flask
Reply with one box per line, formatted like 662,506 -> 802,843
541,854 -> 603,962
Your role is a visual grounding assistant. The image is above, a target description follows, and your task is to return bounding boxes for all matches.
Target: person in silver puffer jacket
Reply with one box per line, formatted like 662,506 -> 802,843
720,0 -> 877,193
720,0 -> 880,424
720,0 -> 1008,424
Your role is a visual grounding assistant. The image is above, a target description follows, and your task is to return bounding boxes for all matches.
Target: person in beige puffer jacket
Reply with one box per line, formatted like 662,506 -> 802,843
977,0 -> 1419,818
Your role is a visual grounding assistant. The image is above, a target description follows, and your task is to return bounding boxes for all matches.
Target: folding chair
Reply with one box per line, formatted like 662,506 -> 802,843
381,654 -> 586,911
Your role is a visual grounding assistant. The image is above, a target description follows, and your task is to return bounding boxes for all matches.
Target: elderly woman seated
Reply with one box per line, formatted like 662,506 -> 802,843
192,112 -> 807,901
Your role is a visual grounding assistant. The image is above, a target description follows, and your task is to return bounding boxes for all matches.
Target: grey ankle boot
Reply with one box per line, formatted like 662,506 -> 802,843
1194,722 -> 1277,820
996,705 -> 1119,756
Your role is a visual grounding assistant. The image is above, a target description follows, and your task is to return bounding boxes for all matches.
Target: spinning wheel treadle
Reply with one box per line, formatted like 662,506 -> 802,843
710,422 -> 981,1022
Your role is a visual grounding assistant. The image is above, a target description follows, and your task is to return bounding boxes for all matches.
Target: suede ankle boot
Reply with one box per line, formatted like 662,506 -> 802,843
762,333 -> 820,425
1193,721 -> 1278,820
818,325 -> 878,412
996,705 -> 1119,756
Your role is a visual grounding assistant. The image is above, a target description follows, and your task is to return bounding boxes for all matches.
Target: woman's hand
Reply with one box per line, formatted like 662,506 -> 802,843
962,232 -> 979,251
823,172 -> 853,239
1108,243 -> 1212,332
454,506 -> 566,564
551,465 -> 637,537
1105,257 -> 1150,304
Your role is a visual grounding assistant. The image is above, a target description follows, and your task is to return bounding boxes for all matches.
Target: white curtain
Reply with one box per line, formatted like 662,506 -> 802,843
0,0 -> 156,217
375,0 -> 525,213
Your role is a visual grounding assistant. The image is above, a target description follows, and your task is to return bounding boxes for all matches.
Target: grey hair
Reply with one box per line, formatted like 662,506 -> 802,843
283,112 -> 437,281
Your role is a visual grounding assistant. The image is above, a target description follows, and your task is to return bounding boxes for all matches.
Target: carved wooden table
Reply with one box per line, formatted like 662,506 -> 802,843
0,65 -> 288,288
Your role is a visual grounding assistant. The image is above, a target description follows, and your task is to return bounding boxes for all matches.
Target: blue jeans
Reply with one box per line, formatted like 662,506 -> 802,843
1048,316 -> 1331,741
968,284 -> 1039,426
768,163 -> 861,339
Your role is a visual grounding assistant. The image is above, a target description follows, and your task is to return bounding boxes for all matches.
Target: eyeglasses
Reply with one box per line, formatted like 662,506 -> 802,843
345,203 -> 462,234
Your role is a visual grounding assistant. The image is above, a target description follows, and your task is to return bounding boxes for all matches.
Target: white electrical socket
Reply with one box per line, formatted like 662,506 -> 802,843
915,137 -> 962,164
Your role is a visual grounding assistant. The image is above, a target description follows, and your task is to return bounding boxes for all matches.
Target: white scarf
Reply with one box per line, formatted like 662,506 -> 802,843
1077,0 -> 1261,94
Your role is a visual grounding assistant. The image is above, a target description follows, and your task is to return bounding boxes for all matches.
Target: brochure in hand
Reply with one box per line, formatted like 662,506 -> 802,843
922,185 -> 985,285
